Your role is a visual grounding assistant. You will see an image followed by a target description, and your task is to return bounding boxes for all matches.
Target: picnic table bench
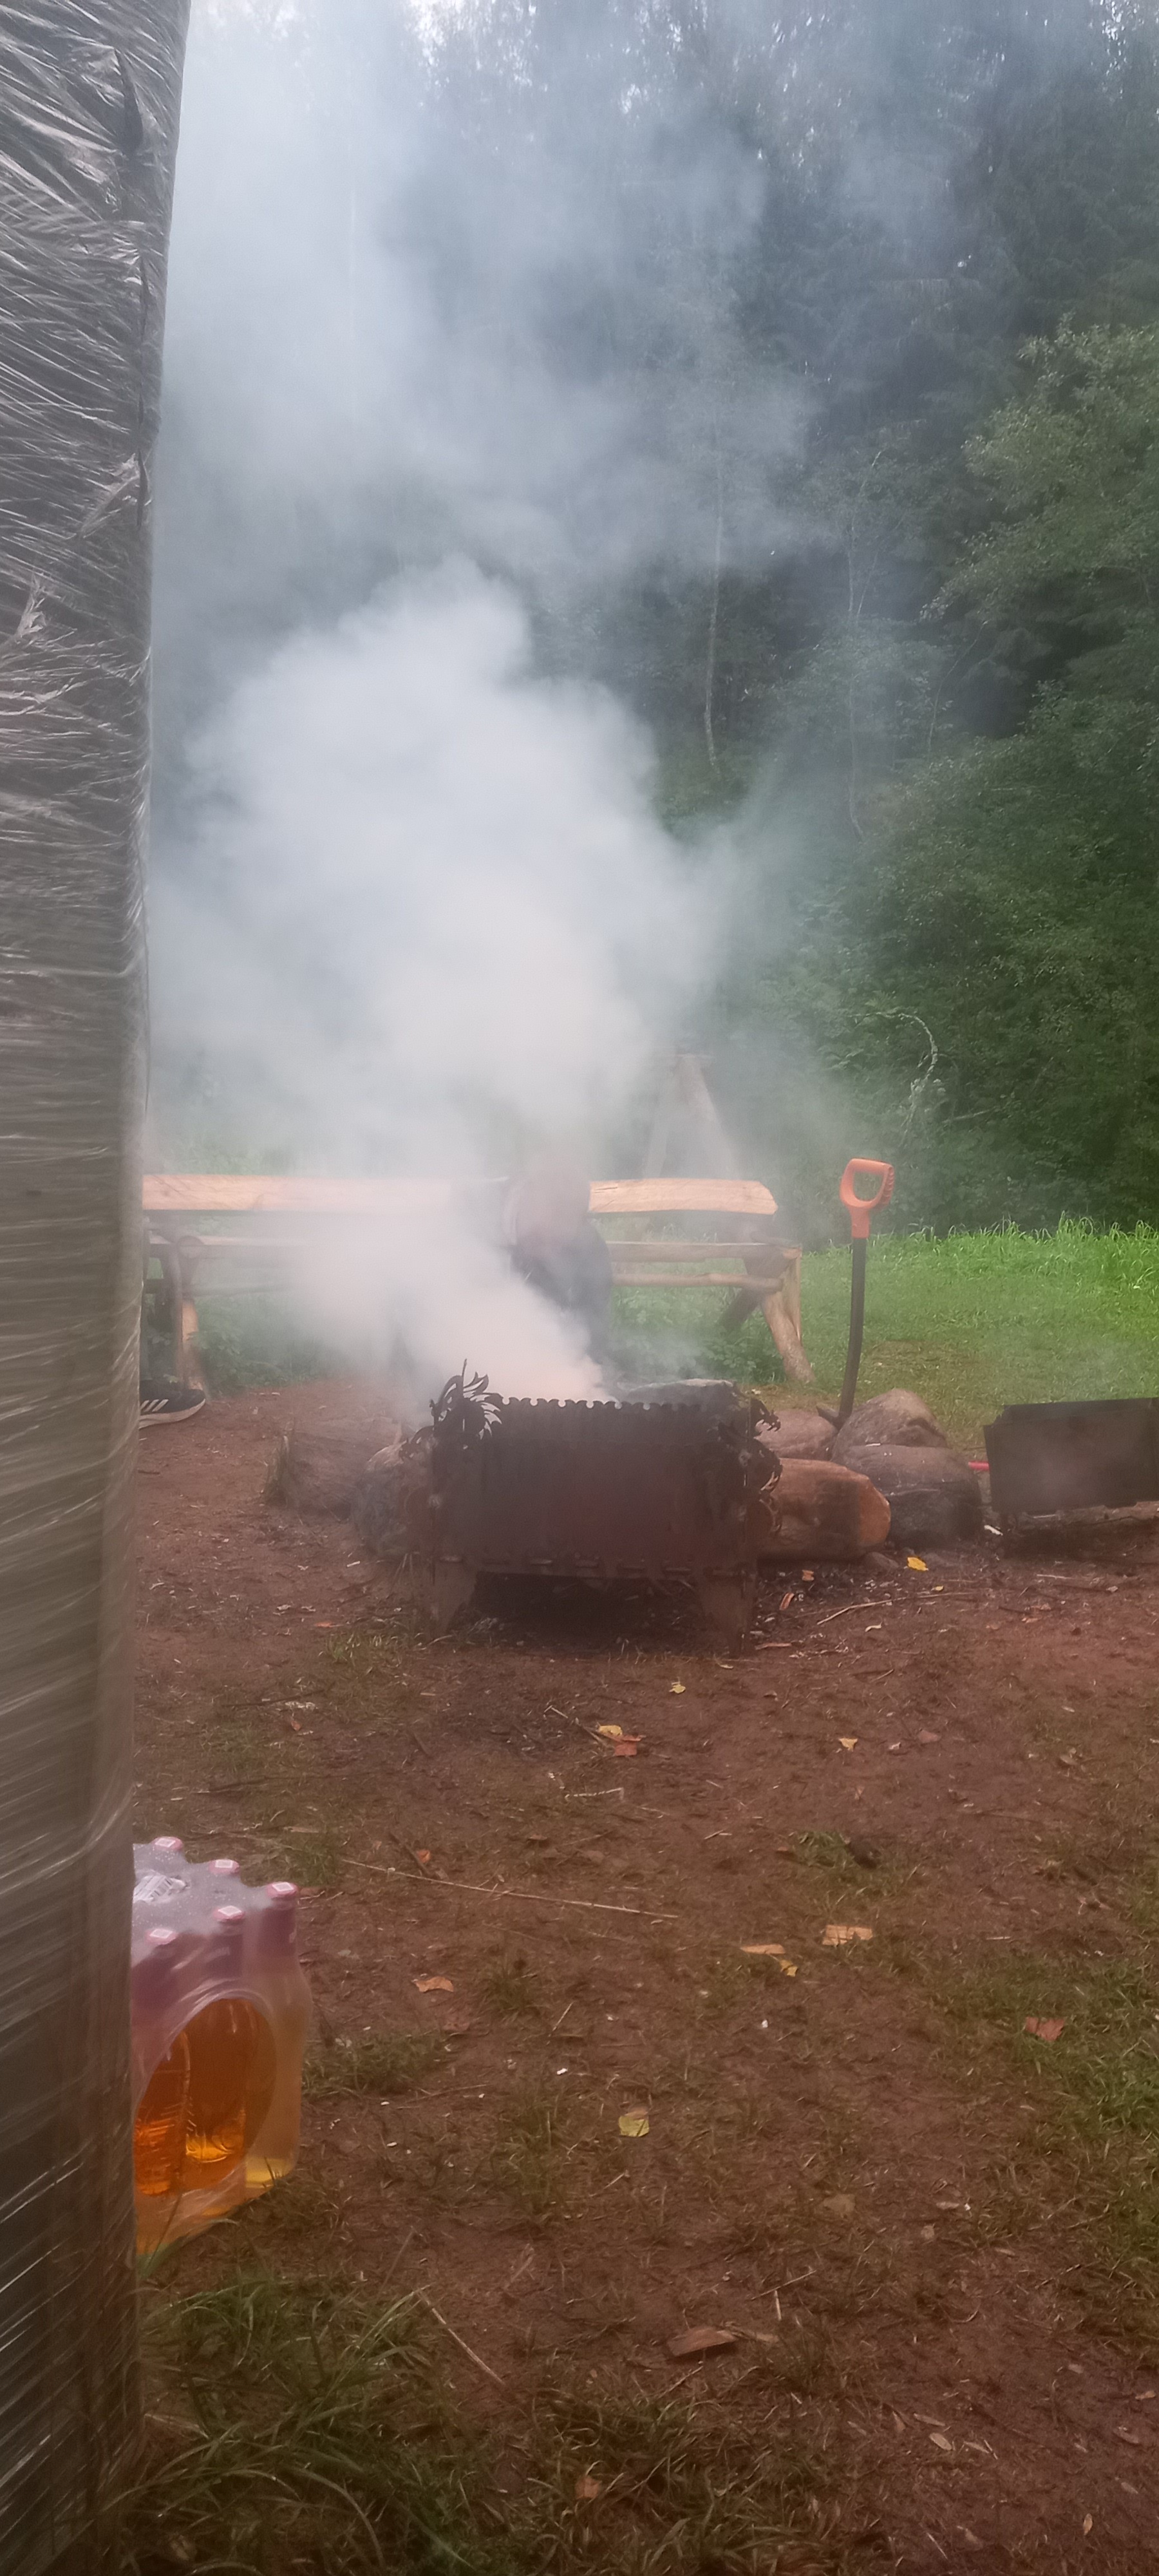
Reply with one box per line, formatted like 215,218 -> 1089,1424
142,1173 -> 811,1385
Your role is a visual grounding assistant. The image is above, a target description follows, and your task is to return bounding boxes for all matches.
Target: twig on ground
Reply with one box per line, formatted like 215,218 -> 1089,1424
347,1860 -> 674,1919
415,2291 -> 505,2387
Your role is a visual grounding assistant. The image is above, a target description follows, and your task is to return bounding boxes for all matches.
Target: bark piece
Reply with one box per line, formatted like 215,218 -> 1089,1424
756,1411 -> 834,1461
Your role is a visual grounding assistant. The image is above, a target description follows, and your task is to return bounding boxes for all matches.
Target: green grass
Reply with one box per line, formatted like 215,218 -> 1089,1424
486,2086 -> 572,2222
304,2031 -> 447,2099
616,1218 -> 1159,1448
478,1953 -> 541,2019
260,1826 -> 344,1890
106,2272 -> 846,2574
923,1942 -> 1159,2351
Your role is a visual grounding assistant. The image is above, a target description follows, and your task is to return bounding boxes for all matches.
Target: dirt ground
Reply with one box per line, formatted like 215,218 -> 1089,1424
135,1379 -> 1159,2574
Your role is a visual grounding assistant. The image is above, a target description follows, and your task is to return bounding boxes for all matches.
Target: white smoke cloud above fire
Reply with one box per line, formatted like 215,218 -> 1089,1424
150,0 -> 802,1395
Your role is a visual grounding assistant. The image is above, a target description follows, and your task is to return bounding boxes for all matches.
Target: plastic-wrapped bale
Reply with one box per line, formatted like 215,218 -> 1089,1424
131,1842 -> 312,2253
0,7 -> 190,2564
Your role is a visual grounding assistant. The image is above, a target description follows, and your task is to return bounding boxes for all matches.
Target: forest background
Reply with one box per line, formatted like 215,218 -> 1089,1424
153,0 -> 1159,1249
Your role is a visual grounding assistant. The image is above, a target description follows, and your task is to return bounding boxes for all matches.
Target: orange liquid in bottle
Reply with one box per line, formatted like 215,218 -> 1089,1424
133,2002 -> 276,2197
133,2031 -> 191,2197
182,1999 -> 276,2184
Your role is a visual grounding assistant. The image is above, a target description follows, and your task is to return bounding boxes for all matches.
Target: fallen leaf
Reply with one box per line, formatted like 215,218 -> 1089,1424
963,2532 -> 984,2552
928,2432 -> 954,2455
1024,2016 -> 1065,2043
415,1975 -> 454,1994
887,1740 -> 902,1752
741,1943 -> 786,1956
780,1592 -> 794,1611
1115,2427 -> 1143,2447
666,2326 -> 737,2358
413,1850 -> 431,1866
597,1724 -> 623,1739
907,1556 -> 927,1572
619,2107 -> 650,2138
287,1718 -> 303,1733
670,1681 -> 686,1696
314,1622 -> 334,1631
821,2192 -> 854,2218
574,2476 -> 601,2503
822,1923 -> 873,1947
918,1728 -> 940,1745
779,1960 -> 798,1976
1083,2515 -> 1093,2536
838,1736 -> 858,1752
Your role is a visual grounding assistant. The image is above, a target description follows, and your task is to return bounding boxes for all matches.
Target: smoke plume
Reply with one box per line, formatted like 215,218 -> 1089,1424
149,0 -> 804,1392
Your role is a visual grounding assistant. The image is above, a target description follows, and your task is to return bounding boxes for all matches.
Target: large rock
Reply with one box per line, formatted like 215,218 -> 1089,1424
832,1388 -> 948,1463
757,1410 -> 834,1461
842,1442 -> 983,1549
353,1430 -> 434,1557
762,1458 -> 890,1561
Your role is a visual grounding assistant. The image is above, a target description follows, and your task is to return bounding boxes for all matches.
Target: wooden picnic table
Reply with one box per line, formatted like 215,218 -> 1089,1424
142,1175 -> 811,1384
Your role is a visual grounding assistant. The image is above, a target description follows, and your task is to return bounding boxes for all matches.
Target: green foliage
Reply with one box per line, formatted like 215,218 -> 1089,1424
768,317 -> 1159,1231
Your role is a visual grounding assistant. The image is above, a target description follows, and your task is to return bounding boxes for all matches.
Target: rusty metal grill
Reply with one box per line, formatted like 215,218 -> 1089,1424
417,1377 -> 777,1642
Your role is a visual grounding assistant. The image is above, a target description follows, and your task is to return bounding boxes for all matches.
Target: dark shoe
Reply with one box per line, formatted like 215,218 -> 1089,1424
140,1378 -> 207,1427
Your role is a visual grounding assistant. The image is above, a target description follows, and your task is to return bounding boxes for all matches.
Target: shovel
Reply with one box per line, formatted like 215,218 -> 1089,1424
835,1159 -> 895,1428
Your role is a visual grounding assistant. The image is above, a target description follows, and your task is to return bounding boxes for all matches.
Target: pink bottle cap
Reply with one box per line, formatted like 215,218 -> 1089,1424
151,1836 -> 184,1855
133,1922 -> 181,2016
258,1880 -> 299,1958
211,1857 -> 240,1875
208,1901 -> 246,1977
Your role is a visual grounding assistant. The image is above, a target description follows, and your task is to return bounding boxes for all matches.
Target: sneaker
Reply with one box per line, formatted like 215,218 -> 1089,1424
140,1378 -> 207,1427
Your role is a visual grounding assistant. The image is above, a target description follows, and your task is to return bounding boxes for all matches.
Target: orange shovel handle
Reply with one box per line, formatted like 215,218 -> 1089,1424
839,1158 -> 895,1241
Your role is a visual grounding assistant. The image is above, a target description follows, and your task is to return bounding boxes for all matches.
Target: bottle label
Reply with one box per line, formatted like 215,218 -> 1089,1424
134,1871 -> 189,1906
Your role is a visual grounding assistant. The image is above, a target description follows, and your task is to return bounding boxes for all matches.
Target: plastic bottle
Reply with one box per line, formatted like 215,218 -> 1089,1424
131,1842 -> 312,2250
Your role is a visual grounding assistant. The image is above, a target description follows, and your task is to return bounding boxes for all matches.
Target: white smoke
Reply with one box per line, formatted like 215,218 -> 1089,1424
150,0 -> 802,1396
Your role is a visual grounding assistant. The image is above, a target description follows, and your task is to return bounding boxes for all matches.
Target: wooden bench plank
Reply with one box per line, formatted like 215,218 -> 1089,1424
589,1178 -> 777,1218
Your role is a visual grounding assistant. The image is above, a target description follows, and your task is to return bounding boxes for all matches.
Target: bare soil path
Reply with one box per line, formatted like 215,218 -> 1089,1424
135,1379 -> 1159,2573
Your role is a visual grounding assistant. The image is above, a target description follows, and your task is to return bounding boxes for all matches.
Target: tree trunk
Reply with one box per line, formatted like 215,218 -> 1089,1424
0,9 -> 189,2566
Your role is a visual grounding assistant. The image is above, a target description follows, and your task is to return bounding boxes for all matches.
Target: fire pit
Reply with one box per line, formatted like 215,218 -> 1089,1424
404,1372 -> 778,1643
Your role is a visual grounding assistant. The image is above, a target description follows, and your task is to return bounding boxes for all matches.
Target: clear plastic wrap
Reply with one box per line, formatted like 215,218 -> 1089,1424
0,8 -> 189,2566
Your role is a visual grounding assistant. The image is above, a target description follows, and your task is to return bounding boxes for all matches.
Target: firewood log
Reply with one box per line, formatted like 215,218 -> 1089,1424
762,1457 -> 890,1560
